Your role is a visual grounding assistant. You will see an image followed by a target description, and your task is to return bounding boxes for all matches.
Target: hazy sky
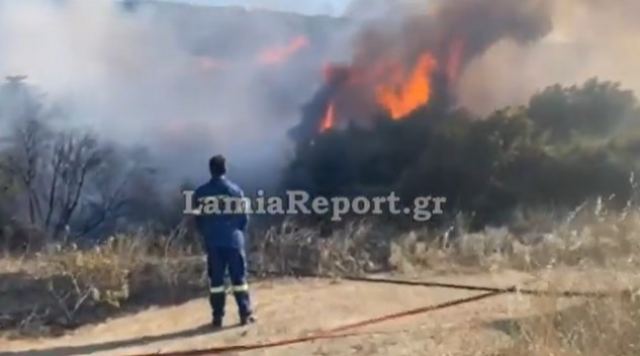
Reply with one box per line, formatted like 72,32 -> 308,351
165,0 -> 350,16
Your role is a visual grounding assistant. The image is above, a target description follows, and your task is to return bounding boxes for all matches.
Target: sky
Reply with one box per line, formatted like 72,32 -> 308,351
164,0 -> 351,16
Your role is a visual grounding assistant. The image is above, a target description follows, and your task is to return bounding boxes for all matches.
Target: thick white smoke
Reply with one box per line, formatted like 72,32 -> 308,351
0,0 -> 343,190
458,0 -> 640,114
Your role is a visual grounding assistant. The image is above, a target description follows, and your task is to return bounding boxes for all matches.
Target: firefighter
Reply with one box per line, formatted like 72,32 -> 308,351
194,155 -> 255,328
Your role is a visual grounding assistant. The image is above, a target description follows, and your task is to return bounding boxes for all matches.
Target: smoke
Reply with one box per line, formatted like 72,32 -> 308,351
458,0 -> 640,114
0,0 -> 345,190
290,0 -> 554,140
2,0 -> 639,194
340,0 -> 552,75
167,0 -> 349,17
291,0 -> 640,139
283,0 -> 640,226
331,0 -> 640,120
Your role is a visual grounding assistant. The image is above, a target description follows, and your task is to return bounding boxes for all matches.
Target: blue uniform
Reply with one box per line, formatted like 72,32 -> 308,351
194,176 -> 252,321
194,177 -> 248,249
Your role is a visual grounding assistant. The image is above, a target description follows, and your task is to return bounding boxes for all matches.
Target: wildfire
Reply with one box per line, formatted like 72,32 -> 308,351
375,53 -> 438,120
312,42 -> 465,135
320,101 -> 336,132
258,35 -> 310,65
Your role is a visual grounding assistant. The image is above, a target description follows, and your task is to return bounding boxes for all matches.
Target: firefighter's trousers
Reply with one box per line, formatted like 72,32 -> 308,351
206,246 -> 252,320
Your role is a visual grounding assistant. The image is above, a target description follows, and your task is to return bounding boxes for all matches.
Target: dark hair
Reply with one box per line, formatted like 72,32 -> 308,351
209,155 -> 227,177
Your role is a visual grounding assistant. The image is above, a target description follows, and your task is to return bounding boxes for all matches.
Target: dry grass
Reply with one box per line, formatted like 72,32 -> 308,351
2,201 -> 640,353
250,219 -> 391,276
310,203 -> 640,355
495,281 -> 640,356
472,203 -> 640,356
0,231 -> 206,336
388,202 -> 640,273
246,203 -> 640,355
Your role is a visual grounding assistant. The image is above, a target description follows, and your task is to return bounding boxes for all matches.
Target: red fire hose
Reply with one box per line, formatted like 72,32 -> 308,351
133,289 -> 507,356
130,274 -> 633,356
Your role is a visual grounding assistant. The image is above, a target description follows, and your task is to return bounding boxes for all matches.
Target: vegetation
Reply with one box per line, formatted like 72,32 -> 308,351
2,77 -> 640,353
0,79 -> 180,248
286,79 -> 640,228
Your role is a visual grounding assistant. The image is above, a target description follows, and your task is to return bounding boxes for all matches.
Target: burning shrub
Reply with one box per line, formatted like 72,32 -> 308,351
286,79 -> 640,228
285,0 -> 639,228
289,0 -> 553,142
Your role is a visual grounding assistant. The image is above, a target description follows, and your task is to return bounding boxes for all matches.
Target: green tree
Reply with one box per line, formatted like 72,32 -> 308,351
528,78 -> 637,141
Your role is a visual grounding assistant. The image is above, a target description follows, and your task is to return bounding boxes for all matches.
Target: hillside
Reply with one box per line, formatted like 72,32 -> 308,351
123,1 -> 348,60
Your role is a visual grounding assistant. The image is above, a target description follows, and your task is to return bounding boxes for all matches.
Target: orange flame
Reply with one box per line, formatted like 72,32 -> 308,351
258,36 -> 310,65
375,53 -> 438,120
320,102 -> 336,132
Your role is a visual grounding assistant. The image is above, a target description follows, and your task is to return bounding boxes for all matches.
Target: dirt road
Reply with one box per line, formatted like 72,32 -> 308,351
1,269 -> 631,356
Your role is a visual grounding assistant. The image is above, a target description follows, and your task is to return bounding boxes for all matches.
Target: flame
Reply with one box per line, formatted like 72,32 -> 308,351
258,36 -> 310,65
375,53 -> 438,120
320,101 -> 336,132
446,38 -> 465,83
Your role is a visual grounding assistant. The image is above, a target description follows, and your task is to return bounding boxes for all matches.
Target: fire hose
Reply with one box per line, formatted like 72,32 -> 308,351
132,272 -> 635,356
135,289 -> 506,356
